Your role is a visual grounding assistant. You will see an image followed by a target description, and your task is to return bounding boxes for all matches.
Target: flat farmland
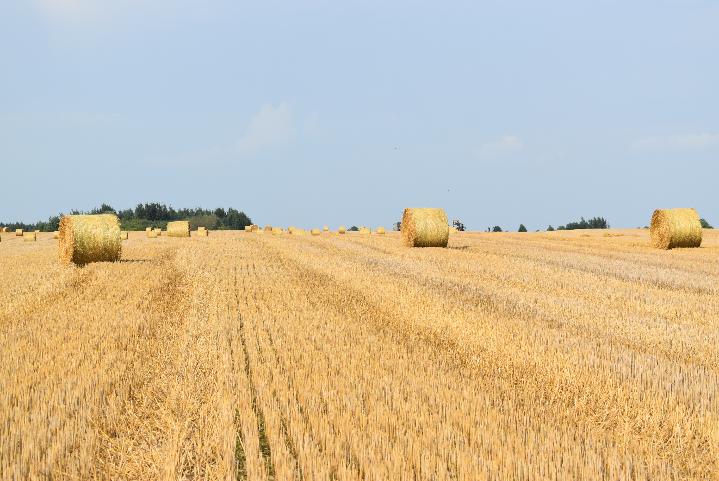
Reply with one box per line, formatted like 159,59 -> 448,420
1,229 -> 718,480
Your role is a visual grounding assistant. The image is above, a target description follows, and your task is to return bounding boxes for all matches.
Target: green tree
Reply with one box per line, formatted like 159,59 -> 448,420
547,225 -> 555,231
518,224 -> 527,232
492,226 -> 502,232
700,218 -> 713,229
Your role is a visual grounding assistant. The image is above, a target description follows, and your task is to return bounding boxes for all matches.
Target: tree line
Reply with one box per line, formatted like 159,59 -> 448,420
0,203 -> 252,232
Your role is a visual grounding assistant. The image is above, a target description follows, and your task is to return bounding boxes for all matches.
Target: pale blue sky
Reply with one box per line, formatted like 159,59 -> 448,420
1,0 -> 717,230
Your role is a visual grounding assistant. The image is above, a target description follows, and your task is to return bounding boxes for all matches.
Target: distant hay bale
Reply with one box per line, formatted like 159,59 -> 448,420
338,225 -> 346,234
359,227 -> 370,236
375,226 -> 386,235
250,224 -> 259,232
145,227 -> 152,233
58,214 -> 122,265
34,230 -> 40,233
272,227 -> 283,235
167,221 -> 190,238
53,231 -> 59,239
23,232 -> 37,242
196,228 -> 208,237
0,227 -> 6,232
322,225 -> 329,232
154,228 -> 162,237
244,225 -> 251,232
311,228 -> 321,236
650,208 -> 702,249
401,208 -> 449,247
15,229 -> 23,236
148,230 -> 158,238
264,225 -> 272,233
120,231 -> 128,240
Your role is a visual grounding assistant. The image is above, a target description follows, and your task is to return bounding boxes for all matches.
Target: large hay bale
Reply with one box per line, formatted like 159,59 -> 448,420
401,208 -> 449,247
375,226 -> 386,235
311,228 -> 321,236
58,214 -> 122,265
338,225 -> 346,234
650,208 -> 702,249
15,229 -> 23,236
167,221 -> 190,238
23,232 -> 37,242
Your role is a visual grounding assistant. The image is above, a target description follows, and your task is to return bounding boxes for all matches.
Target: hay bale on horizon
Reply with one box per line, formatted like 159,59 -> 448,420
148,229 -> 158,238
375,226 -> 386,235
311,228 -> 321,236
23,232 -> 37,242
58,214 -> 122,265
272,227 -> 283,235
154,228 -> 162,237
120,231 -> 129,240
359,227 -> 370,236
338,225 -> 346,234
264,225 -> 272,233
322,225 -> 329,232
167,221 -> 190,238
650,208 -> 702,249
15,229 -> 23,236
401,208 -> 449,247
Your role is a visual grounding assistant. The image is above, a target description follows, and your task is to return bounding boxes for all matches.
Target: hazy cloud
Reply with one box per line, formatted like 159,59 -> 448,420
477,135 -> 524,158
632,132 -> 719,152
236,102 -> 296,155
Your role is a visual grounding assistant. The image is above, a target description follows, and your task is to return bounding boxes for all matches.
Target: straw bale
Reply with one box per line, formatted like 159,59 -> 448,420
650,208 -> 702,249
167,221 -> 190,238
58,214 -> 122,265
311,228 -> 321,236
120,231 -> 129,240
338,225 -> 346,234
401,208 -> 449,247
15,229 -> 23,236
23,232 -> 37,242
359,227 -> 370,236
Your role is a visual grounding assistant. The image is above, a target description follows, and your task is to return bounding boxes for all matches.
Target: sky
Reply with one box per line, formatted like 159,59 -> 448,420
1,0 -> 717,231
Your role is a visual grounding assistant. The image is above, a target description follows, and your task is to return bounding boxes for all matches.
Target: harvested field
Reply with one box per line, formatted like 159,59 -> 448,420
1,228 -> 718,480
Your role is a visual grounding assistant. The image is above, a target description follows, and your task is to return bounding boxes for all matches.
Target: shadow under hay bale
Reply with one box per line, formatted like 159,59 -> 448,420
650,208 -> 702,249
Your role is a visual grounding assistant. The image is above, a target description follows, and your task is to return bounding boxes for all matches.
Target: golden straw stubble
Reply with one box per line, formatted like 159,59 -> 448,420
58,214 -> 122,265
402,208 -> 449,247
167,221 -> 190,238
650,208 -> 702,250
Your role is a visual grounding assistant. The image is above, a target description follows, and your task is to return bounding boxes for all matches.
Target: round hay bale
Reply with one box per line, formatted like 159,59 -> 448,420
264,225 -> 272,233
250,224 -> 259,232
375,226 -> 386,235
167,221 -> 190,238
0,227 -> 6,233
53,231 -> 59,239
401,208 -> 449,247
15,229 -> 23,236
322,225 -> 329,232
359,227 -> 370,236
650,208 -> 702,249
196,228 -> 209,237
244,225 -> 252,232
23,232 -> 37,242
148,229 -> 158,238
120,231 -> 129,240
338,225 -> 346,234
311,228 -> 321,236
58,214 -> 122,265
154,228 -> 162,237
272,227 -> 283,235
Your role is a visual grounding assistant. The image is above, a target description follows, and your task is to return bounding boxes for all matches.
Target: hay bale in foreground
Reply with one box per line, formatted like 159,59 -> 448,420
650,208 -> 702,249
401,208 -> 449,247
311,228 -> 321,236
58,214 -> 122,265
23,232 -> 37,242
167,221 -> 190,238
338,225 -> 346,234
15,229 -> 23,236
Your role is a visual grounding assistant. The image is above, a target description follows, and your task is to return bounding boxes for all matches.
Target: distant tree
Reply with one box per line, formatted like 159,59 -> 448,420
452,219 -> 466,231
700,218 -> 713,229
492,226 -> 503,232
557,216 -> 608,230
518,224 -> 527,232
349,226 -> 359,231
547,225 -> 555,232
214,208 -> 227,218
393,221 -> 402,231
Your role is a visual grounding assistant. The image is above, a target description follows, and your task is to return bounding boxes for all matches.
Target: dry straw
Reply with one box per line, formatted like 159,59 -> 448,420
272,227 -> 283,235
244,225 -> 252,232
147,230 -> 158,238
264,225 -> 272,233
58,214 -> 122,265
23,232 -> 37,242
650,208 -> 702,249
311,228 -> 321,236
53,232 -> 59,239
154,228 -> 162,237
167,221 -> 190,238
401,208 -> 449,247
251,224 -> 259,232
15,229 -> 23,236
120,231 -> 129,240
359,227 -> 370,236
375,226 -> 386,235
338,225 -> 346,234
196,228 -> 208,237
323,225 -> 329,232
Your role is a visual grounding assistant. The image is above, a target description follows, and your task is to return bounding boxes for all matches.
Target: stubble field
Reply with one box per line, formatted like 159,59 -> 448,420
1,228 -> 718,480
